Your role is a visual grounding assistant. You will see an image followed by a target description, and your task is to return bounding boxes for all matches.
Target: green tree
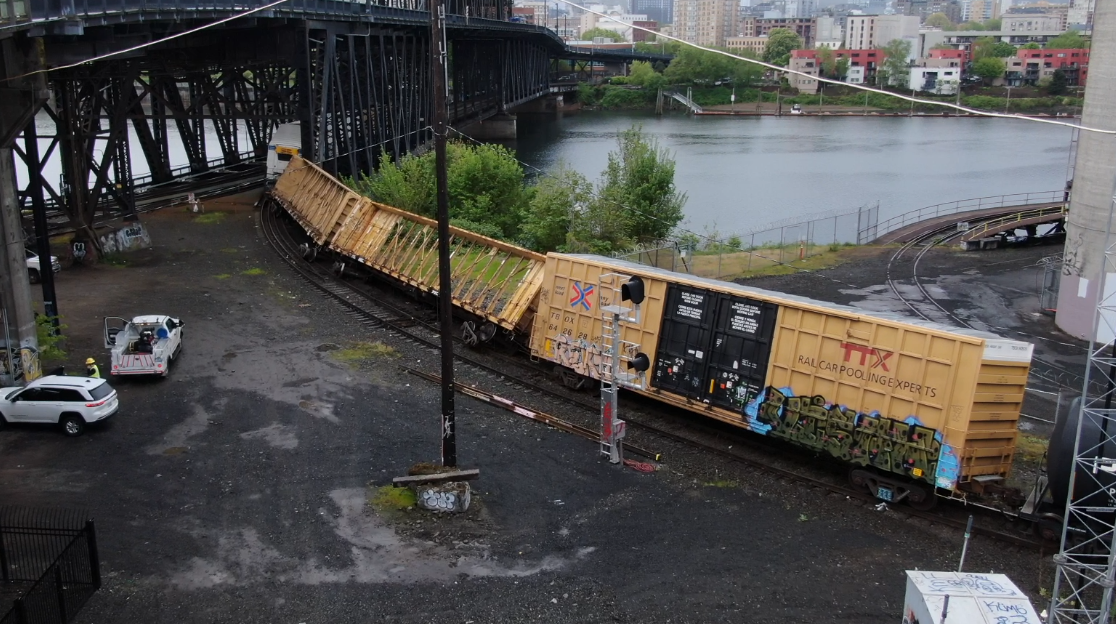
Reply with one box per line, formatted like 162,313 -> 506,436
762,28 -> 803,67
664,46 -> 762,86
585,126 -> 686,249
834,57 -> 850,80
581,27 -> 626,42
1021,42 -> 1042,49
1048,68 -> 1069,95
349,143 -> 529,240
924,12 -> 954,29
446,143 -> 529,239
352,152 -> 436,216
1045,31 -> 1088,49
626,60 -> 662,88
816,45 -> 836,77
880,39 -> 912,87
982,18 -> 1002,30
971,56 -> 1006,85
958,21 -> 985,30
972,36 -> 1014,59
520,165 -> 592,251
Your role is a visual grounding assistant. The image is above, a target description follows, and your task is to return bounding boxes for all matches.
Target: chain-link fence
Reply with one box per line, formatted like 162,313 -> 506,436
614,203 -> 879,281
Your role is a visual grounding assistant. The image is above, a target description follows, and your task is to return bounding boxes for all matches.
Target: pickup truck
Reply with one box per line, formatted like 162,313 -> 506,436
104,315 -> 185,377
26,248 -> 61,284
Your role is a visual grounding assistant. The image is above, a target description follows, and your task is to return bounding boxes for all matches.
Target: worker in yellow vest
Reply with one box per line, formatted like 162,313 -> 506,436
86,358 -> 101,379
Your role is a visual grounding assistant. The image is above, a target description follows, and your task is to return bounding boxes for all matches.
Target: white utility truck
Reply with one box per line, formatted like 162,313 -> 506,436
103,315 -> 184,377
266,122 -> 301,182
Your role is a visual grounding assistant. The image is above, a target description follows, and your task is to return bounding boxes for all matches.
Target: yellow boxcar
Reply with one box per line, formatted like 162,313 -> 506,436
529,254 -> 1033,493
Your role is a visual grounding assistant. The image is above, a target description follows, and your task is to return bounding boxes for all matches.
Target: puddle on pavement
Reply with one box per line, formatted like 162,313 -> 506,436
170,488 -> 595,589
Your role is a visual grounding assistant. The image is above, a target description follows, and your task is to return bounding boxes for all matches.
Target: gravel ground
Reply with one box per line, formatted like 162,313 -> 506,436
0,199 -> 1054,623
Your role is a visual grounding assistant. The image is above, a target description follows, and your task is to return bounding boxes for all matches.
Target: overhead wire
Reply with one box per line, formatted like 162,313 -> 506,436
558,0 -> 1114,135
3,0 -> 290,82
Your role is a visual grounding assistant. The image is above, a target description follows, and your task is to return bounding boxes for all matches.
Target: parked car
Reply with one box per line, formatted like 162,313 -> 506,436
25,248 -> 61,284
0,375 -> 118,436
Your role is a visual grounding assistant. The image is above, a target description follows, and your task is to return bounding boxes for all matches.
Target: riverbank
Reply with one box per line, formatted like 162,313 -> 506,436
576,83 -> 1085,116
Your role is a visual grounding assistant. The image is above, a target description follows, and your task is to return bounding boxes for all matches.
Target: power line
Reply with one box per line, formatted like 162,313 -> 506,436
558,0 -> 1115,136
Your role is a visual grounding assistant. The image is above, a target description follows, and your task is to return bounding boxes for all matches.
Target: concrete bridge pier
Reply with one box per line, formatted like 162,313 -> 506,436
457,113 -> 518,140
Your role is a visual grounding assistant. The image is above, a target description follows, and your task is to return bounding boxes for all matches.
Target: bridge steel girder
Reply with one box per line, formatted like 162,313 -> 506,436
6,14 -> 553,240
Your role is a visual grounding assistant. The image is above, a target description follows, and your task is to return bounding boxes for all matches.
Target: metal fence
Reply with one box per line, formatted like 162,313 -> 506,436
0,507 -> 101,624
862,190 -> 1065,244
614,204 -> 878,281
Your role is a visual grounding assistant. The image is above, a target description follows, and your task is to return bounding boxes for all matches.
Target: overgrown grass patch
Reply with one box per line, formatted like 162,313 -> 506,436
241,267 -> 266,276
194,212 -> 226,225
333,341 -> 399,366
214,273 -> 232,280
1015,434 -> 1049,464
703,479 -> 738,488
369,484 -> 417,511
221,247 -> 239,254
101,253 -> 130,267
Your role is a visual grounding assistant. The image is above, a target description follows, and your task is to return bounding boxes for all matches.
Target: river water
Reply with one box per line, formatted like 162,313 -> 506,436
15,110 -> 1074,241
511,111 -> 1074,239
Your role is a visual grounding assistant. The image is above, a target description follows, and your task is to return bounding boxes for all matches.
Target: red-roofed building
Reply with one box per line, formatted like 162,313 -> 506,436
788,49 -> 887,92
1006,48 -> 1090,86
928,48 -> 969,67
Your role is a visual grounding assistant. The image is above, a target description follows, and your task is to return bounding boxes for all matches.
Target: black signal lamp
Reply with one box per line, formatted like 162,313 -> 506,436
627,352 -> 651,372
621,276 -> 645,305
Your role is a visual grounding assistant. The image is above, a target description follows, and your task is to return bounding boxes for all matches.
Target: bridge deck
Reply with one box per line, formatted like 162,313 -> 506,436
873,202 -> 1065,244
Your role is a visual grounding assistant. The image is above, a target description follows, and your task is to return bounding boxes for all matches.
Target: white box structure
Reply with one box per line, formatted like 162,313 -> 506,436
901,571 -> 1040,624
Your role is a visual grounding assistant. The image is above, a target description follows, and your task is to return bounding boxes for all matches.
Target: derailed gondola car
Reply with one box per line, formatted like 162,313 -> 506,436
267,156 -> 1041,511
528,254 -> 1034,509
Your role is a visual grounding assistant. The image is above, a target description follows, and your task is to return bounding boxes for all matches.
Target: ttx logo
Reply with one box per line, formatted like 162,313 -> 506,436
840,342 -> 893,372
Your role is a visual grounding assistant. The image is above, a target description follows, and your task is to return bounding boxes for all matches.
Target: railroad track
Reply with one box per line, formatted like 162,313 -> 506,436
886,222 -> 1092,394
259,199 -> 1045,550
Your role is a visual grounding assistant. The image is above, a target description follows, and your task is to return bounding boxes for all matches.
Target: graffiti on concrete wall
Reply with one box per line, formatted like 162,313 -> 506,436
99,222 -> 152,255
745,386 -> 959,489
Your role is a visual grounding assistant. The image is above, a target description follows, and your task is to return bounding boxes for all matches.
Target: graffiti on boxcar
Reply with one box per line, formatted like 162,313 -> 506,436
545,334 -> 605,379
744,386 -> 959,489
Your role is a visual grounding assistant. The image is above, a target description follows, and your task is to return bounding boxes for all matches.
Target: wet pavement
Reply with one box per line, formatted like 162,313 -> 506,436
0,199 -> 1051,623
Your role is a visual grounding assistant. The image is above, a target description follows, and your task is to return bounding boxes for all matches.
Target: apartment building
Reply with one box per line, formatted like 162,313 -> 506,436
1002,11 -> 1065,32
1004,48 -> 1090,86
845,15 -> 919,50
673,0 -> 737,45
725,36 -> 768,55
754,17 -> 816,46
788,49 -> 820,94
632,0 -> 673,28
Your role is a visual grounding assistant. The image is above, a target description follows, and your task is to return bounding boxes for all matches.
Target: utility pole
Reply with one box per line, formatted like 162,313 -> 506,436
431,0 -> 456,468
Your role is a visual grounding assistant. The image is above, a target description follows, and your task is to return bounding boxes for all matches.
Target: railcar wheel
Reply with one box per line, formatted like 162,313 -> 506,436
462,321 -> 480,348
306,247 -> 318,262
906,483 -> 938,511
1035,514 -> 1064,542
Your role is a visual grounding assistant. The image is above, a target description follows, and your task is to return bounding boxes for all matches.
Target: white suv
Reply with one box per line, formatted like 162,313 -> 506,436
26,248 -> 61,284
0,376 -> 119,436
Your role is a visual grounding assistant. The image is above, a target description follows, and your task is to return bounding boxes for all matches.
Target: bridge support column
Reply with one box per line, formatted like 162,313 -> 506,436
0,148 -> 40,385
0,34 -> 47,384
456,113 -> 517,141
1055,1 -> 1116,340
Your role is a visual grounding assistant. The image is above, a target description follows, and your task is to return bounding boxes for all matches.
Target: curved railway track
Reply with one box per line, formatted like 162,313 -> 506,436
259,199 -> 1044,551
886,222 -> 1092,394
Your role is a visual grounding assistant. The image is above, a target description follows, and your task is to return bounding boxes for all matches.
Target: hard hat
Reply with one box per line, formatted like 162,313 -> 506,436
86,358 -> 95,365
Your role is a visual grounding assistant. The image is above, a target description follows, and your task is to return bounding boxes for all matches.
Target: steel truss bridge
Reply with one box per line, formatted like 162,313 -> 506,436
0,0 -> 600,235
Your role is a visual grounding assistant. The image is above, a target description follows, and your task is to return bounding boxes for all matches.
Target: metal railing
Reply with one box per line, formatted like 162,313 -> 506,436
663,91 -> 702,114
0,507 -> 100,624
959,204 -> 1068,241
864,189 -> 1065,244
